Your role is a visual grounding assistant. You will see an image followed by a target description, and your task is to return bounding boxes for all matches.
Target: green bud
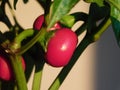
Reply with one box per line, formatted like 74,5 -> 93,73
60,15 -> 75,28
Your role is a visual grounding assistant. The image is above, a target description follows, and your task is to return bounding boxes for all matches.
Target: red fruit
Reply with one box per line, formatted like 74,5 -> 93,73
0,53 -> 25,81
21,57 -> 26,71
45,28 -> 78,67
33,14 -> 61,31
33,14 -> 44,30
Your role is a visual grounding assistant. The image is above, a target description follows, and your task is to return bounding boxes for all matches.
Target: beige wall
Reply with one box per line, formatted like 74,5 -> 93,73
0,0 -> 97,90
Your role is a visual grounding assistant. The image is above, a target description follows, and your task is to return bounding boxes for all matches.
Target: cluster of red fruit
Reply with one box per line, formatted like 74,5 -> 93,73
0,14 -> 78,81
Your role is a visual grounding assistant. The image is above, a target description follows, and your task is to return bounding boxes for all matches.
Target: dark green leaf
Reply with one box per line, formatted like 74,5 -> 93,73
84,0 -> 104,6
47,0 -> 79,29
23,0 -> 29,3
37,0 -> 51,14
0,7 -> 4,17
110,0 -> 120,21
23,53 -> 34,81
89,3 -> 110,21
110,0 -> 120,46
37,0 -> 47,9
87,3 -> 110,34
0,31 -> 7,44
111,17 -> 120,46
14,0 -> 29,9
14,0 -> 18,9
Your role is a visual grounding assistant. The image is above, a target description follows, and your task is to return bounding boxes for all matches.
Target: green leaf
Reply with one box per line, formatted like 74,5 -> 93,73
110,0 -> 120,46
84,0 -> 104,6
47,0 -> 79,29
87,3 -> 110,34
14,0 -> 18,9
89,3 -> 110,21
60,12 -> 88,28
23,0 -> 29,3
0,31 -> 7,44
14,0 -> 29,9
111,17 -> 120,46
110,0 -> 120,21
0,7 -> 3,18
37,0 -> 51,14
60,15 -> 75,28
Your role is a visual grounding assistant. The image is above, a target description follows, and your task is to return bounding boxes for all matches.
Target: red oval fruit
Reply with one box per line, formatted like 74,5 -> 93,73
45,28 -> 78,67
21,57 -> 26,71
33,14 -> 44,30
33,14 -> 61,31
0,53 -> 25,81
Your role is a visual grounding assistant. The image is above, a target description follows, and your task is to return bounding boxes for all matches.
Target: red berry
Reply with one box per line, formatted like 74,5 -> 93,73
33,14 -> 61,31
33,14 -> 44,30
0,53 -> 25,81
45,28 -> 78,67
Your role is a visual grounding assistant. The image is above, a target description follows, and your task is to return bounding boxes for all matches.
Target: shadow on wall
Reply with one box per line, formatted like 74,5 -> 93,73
95,26 -> 120,90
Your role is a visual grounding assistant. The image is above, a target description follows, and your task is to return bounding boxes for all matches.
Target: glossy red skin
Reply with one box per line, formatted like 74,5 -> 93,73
46,28 -> 78,67
33,15 -> 61,31
33,14 -> 44,30
0,54 -> 25,81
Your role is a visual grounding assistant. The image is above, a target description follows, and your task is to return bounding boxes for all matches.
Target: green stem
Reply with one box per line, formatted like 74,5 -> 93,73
31,44 -> 45,90
9,55 -> 27,90
32,70 -> 43,90
17,27 -> 47,55
91,18 -> 111,42
32,64 -> 44,90
10,29 -> 34,53
14,29 -> 34,43
49,36 -> 91,90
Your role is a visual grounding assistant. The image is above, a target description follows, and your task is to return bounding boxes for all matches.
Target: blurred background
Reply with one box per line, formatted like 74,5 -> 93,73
95,25 -> 120,90
0,0 -> 120,90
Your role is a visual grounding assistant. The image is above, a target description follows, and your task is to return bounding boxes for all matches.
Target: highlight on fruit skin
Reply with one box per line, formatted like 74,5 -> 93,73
45,28 -> 78,67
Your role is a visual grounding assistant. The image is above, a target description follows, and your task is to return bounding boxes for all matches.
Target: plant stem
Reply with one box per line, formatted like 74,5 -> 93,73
17,27 -> 47,55
32,44 -> 45,90
48,36 -> 91,90
91,18 -> 111,42
14,29 -> 34,43
9,55 -> 27,90
32,64 -> 44,90
9,29 -> 34,54
32,70 -> 43,90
